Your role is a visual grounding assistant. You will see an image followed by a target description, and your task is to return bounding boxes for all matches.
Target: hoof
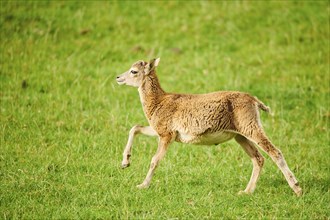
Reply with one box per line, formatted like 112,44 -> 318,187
238,190 -> 252,195
121,163 -> 130,169
136,183 -> 149,189
238,190 -> 246,195
293,183 -> 303,197
295,187 -> 303,197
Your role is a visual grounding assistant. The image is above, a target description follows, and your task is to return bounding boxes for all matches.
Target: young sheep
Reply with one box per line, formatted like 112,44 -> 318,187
116,58 -> 302,196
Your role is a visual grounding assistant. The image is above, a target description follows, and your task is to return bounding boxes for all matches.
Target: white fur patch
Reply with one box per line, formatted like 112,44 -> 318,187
176,131 -> 236,145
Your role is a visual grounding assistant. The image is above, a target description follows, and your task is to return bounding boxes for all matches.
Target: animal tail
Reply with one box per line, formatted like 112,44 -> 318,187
254,96 -> 272,115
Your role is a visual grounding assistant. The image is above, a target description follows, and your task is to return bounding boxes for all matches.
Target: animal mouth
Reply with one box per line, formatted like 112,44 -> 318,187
116,78 -> 125,85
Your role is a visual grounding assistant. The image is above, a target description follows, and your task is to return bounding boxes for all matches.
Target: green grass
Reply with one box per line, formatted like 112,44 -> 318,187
1,1 -> 329,219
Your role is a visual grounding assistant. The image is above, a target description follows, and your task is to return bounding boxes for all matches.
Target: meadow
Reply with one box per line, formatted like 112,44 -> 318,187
0,1 -> 329,219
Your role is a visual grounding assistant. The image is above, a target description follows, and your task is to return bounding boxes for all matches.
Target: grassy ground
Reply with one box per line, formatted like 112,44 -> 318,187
1,1 -> 329,219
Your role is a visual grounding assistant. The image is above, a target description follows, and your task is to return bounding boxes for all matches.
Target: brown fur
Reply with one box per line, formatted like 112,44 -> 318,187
116,58 -> 302,196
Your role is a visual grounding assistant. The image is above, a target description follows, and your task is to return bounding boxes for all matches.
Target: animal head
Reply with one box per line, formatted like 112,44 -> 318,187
116,58 -> 160,87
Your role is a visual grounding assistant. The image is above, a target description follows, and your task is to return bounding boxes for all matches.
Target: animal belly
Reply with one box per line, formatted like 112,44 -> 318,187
198,132 -> 236,145
176,131 -> 236,145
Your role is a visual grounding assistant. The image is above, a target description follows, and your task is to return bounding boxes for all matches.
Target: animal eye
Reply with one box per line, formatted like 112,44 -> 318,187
131,70 -> 138,74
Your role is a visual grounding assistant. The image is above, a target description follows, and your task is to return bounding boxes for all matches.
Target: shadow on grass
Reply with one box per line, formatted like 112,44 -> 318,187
302,176 -> 330,194
266,175 -> 330,196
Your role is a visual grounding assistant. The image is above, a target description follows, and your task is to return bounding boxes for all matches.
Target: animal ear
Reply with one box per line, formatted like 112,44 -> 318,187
145,58 -> 160,75
153,57 -> 160,67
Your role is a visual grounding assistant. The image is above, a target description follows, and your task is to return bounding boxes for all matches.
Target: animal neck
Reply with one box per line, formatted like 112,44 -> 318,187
138,71 -> 165,120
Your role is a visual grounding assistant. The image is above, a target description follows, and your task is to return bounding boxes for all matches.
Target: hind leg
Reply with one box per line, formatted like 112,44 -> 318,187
235,135 -> 264,194
241,127 -> 302,196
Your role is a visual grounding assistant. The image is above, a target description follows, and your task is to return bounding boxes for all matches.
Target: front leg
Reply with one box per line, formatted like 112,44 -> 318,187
137,133 -> 175,189
121,125 -> 157,168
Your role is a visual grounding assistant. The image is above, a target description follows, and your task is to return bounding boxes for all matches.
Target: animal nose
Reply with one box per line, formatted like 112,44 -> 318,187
116,76 -> 120,79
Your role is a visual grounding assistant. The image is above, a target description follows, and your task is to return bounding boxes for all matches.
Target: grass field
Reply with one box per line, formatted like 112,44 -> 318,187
1,1 -> 329,219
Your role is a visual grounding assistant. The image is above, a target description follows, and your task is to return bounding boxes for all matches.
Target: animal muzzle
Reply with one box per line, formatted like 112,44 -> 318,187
116,76 -> 125,85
